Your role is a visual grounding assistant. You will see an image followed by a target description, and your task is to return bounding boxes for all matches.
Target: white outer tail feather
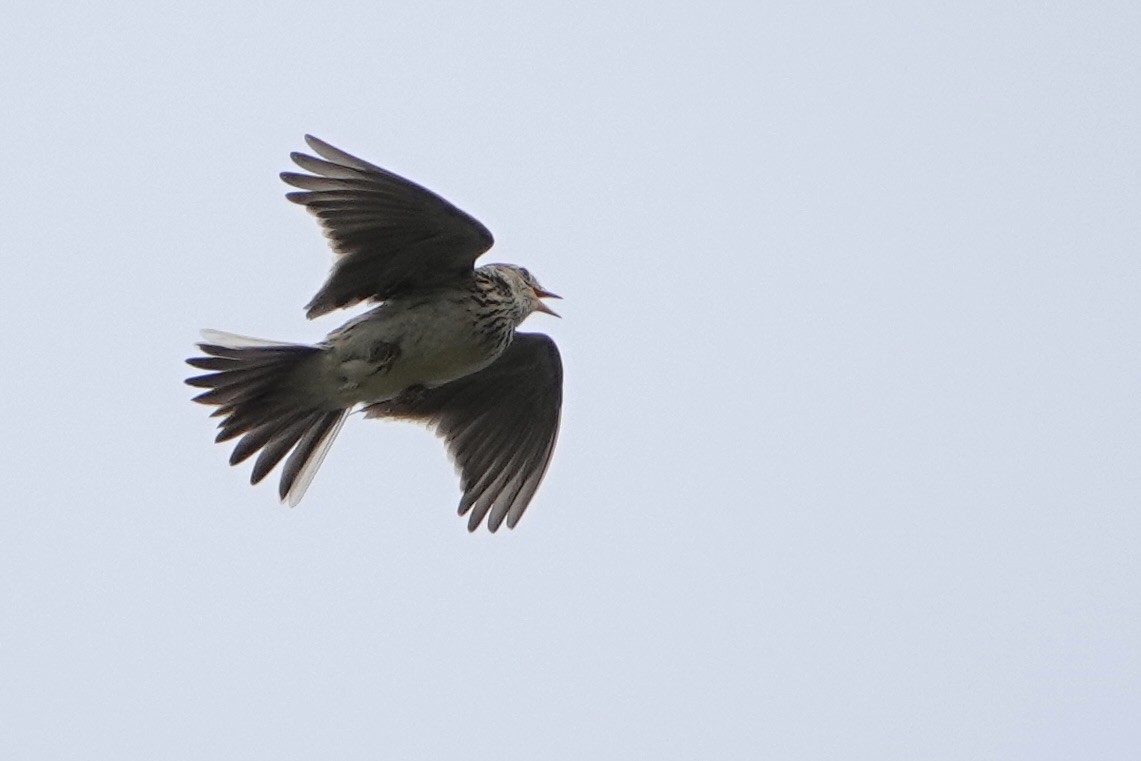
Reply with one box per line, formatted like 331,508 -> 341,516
200,329 -> 299,348
285,410 -> 347,506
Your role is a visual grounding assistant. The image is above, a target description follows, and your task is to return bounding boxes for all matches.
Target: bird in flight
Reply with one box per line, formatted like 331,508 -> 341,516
186,135 -> 563,531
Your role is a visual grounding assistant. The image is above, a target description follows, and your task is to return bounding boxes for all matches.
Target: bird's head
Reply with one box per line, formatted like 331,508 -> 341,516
483,263 -> 561,322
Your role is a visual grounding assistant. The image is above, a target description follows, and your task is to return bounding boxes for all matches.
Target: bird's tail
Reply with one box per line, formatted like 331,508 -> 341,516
185,330 -> 347,505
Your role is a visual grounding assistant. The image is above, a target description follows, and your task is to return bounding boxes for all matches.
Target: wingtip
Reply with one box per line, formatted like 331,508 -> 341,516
280,171 -> 307,188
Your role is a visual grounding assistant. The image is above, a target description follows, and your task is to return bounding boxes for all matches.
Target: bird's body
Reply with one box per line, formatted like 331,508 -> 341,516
303,266 -> 538,407
321,292 -> 493,407
187,136 -> 563,531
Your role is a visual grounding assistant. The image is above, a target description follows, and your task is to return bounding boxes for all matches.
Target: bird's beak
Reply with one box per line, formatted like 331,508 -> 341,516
534,288 -> 562,318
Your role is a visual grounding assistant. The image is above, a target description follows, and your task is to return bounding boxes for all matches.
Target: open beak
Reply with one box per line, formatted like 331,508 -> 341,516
533,288 -> 562,318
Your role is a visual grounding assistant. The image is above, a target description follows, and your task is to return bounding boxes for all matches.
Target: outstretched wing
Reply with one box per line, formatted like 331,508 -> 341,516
282,135 -> 495,318
365,333 -> 563,532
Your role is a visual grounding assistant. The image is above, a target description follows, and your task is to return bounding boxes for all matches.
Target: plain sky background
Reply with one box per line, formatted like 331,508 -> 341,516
2,2 -> 1139,759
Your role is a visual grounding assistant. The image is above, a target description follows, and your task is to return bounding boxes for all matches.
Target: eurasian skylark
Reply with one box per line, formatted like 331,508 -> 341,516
186,136 -> 562,531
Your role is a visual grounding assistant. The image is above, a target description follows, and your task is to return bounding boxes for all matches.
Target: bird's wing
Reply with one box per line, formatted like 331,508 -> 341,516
281,135 -> 495,318
364,333 -> 563,532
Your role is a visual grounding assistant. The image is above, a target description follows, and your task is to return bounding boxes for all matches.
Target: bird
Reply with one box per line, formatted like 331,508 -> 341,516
185,135 -> 563,532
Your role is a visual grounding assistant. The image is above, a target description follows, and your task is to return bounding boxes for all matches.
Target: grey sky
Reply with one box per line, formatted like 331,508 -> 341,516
3,2 -> 1139,759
